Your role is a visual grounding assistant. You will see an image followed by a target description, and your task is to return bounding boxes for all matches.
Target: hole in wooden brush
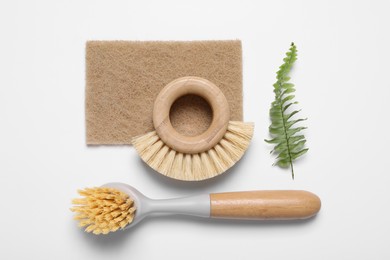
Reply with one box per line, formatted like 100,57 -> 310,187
170,94 -> 213,137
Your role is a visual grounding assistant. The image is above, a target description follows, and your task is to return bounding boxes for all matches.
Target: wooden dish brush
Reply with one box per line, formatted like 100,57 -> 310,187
132,76 -> 254,181
71,183 -> 321,235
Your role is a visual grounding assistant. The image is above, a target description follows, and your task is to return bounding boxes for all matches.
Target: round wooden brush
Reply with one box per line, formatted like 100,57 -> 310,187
132,76 -> 254,181
71,183 -> 321,235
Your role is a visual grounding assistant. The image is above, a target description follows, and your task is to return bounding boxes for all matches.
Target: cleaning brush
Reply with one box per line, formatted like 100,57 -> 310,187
71,187 -> 136,234
132,76 -> 254,181
71,183 -> 321,235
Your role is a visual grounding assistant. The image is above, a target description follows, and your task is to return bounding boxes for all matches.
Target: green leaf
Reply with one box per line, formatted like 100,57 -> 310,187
272,142 -> 288,153
287,127 -> 307,138
282,88 -> 296,95
285,110 -> 301,120
282,83 -> 294,89
290,140 -> 306,153
288,135 -> 305,143
269,127 -> 285,135
264,138 -> 281,144
291,148 -> 309,160
281,95 -> 295,106
285,118 -> 307,130
282,102 -> 298,112
275,158 -> 291,168
265,43 -> 308,179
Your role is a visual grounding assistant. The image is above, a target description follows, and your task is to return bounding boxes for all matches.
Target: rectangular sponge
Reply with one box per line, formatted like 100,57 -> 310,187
86,40 -> 243,144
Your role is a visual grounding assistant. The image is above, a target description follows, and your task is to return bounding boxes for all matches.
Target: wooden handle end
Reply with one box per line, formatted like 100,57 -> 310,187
210,190 -> 321,220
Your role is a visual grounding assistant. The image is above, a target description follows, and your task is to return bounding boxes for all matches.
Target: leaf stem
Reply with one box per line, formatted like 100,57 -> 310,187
277,45 -> 295,179
291,160 -> 295,179
278,93 -> 295,179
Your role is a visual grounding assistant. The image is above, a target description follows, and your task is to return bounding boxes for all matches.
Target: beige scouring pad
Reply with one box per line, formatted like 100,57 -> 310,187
86,40 -> 243,144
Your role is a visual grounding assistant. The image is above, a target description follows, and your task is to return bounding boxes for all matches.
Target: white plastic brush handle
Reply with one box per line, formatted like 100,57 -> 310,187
148,190 -> 321,220
105,184 -> 321,227
144,194 -> 210,217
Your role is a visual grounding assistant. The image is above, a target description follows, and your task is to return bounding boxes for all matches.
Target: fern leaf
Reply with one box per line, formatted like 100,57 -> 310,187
265,43 -> 308,179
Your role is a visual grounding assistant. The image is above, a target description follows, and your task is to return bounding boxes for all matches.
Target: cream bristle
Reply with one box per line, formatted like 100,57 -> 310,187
132,131 -> 159,151
228,121 -> 254,139
214,144 -> 234,169
183,154 -> 192,180
200,152 -> 215,178
219,138 -> 241,161
191,154 -> 203,180
224,132 -> 248,150
132,121 -> 254,181
142,140 -> 164,162
70,187 -> 136,235
149,145 -> 169,169
171,152 -> 184,179
159,149 -> 176,175
208,148 -> 225,173
184,154 -> 193,179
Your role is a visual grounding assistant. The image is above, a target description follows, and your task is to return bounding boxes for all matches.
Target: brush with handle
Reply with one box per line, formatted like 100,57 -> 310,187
71,183 -> 321,235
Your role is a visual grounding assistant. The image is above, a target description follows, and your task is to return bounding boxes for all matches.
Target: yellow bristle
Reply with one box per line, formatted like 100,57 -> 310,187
114,215 -> 126,223
119,203 -> 130,211
119,220 -> 128,228
78,219 -> 92,227
98,221 -> 109,228
129,207 -> 136,214
70,187 -> 136,235
85,225 -> 96,233
110,210 -> 121,218
71,198 -> 86,205
110,226 -> 120,233
101,228 -> 110,235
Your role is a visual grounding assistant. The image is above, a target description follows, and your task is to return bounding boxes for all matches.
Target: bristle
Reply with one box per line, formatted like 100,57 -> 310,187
214,144 -> 234,168
208,148 -> 225,173
200,152 -> 216,178
224,132 -> 248,150
159,149 -> 176,175
70,187 -> 136,235
183,154 -> 192,180
149,145 -> 169,170
132,131 -> 159,152
170,152 -> 184,179
132,121 -> 254,181
219,138 -> 241,161
191,154 -> 203,180
142,140 -> 164,162
228,121 -> 255,139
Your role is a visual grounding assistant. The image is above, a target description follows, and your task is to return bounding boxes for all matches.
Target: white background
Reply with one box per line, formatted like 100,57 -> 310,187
1,0 -> 389,259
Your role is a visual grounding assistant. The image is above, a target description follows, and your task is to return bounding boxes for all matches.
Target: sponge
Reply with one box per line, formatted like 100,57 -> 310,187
86,40 -> 243,144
